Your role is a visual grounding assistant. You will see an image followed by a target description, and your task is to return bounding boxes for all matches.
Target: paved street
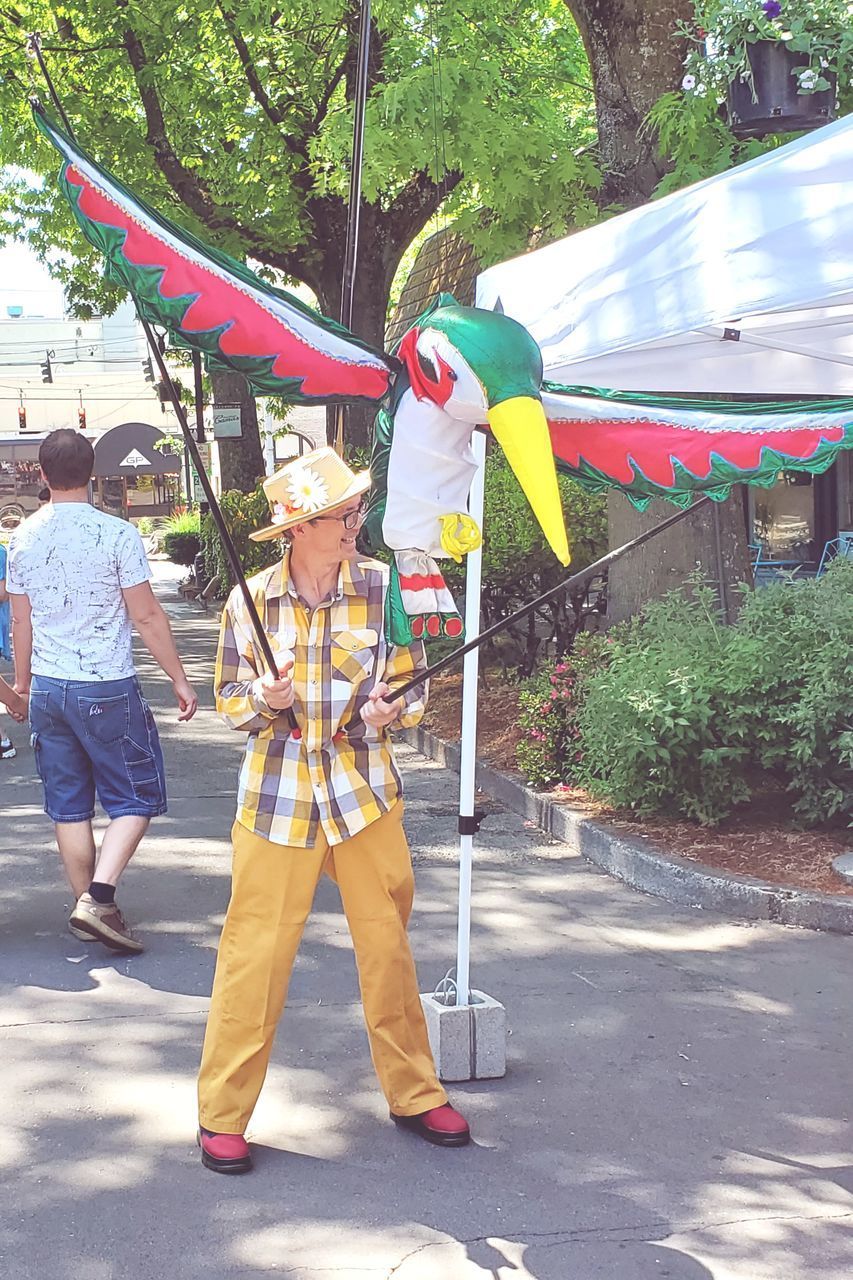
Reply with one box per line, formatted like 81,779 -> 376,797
0,562 -> 851,1280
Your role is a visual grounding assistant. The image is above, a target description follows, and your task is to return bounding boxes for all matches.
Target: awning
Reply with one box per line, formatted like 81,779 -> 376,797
92,422 -> 181,477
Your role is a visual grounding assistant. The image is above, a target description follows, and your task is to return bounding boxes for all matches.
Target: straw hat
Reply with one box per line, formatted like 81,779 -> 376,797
249,446 -> 372,542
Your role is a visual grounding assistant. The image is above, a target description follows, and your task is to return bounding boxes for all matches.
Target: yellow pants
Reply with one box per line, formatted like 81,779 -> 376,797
197,802 -> 447,1133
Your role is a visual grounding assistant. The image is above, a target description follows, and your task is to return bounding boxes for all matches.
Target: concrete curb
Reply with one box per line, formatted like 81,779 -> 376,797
401,724 -> 853,936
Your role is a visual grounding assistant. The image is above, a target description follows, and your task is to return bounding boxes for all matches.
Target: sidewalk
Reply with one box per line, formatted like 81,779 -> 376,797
0,561 -> 851,1280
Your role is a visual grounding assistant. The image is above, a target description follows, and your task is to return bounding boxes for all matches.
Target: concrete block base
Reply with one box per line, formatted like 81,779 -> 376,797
420,989 -> 506,1081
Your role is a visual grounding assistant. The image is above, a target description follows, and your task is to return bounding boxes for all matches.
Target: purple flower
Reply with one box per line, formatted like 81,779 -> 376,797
763,0 -> 782,17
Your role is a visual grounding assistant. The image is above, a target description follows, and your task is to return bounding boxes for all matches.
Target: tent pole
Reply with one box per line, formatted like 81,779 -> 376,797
455,430 -> 487,1008
695,326 -> 853,371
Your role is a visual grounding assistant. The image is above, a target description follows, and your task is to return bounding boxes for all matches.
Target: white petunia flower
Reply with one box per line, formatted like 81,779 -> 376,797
287,467 -> 329,514
682,73 -> 697,90
798,69 -> 818,89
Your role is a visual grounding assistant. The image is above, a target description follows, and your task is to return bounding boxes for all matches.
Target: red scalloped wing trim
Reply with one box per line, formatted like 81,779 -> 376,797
547,417 -> 847,487
65,164 -> 390,402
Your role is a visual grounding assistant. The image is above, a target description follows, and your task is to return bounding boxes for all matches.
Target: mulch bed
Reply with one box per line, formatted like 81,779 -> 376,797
421,670 -> 852,898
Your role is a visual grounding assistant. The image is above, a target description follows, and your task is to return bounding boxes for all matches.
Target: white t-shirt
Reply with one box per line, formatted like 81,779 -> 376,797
7,503 -> 152,681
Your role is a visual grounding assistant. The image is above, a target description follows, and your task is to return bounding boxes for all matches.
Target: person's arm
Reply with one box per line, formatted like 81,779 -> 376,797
0,674 -> 26,721
0,576 -> 7,604
9,591 -> 32,697
121,581 -> 198,721
214,592 -> 292,731
361,639 -> 428,730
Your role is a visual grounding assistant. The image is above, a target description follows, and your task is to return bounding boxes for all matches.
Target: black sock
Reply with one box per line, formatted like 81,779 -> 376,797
88,881 -> 116,905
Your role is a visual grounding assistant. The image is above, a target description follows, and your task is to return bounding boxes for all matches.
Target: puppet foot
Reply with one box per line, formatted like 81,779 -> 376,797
410,613 -> 463,639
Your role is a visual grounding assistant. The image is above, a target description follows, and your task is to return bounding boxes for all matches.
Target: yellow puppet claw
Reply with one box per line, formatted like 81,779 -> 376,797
487,396 -> 571,567
439,512 -> 482,563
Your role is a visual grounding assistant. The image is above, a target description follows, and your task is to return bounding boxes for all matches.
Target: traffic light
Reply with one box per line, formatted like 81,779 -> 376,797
78,408 -> 87,430
40,352 -> 53,383
18,407 -> 26,431
142,358 -> 155,382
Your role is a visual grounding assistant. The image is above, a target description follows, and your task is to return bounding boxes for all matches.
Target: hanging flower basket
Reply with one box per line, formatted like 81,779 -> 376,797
678,1 -> 850,141
728,38 -> 837,135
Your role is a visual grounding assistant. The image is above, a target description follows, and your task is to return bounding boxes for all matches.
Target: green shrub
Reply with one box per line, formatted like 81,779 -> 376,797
201,487 -> 281,595
573,580 -> 750,825
730,558 -> 853,825
560,562 -> 853,827
161,509 -> 201,567
516,633 -> 612,788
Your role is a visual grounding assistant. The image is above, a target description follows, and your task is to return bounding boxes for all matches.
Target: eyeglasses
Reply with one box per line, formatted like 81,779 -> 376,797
311,496 -> 368,530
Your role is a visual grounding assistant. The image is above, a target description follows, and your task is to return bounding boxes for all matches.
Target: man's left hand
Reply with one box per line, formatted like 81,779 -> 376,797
361,681 -> 403,729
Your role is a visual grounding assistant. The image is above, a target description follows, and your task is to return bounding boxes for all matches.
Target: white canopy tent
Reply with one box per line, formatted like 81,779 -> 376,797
446,116 -> 853,1036
476,112 -> 853,395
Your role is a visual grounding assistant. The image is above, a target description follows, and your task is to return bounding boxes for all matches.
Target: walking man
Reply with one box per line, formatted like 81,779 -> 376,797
7,429 -> 198,953
197,447 -> 469,1174
0,538 -> 16,760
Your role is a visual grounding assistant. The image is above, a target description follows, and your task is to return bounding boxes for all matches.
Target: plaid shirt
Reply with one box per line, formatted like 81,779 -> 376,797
215,552 -> 428,847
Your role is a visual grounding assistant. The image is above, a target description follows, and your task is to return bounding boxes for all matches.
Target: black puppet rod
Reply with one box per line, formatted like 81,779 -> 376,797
334,0 -> 372,457
26,34 -> 287,697
391,495 -> 715,702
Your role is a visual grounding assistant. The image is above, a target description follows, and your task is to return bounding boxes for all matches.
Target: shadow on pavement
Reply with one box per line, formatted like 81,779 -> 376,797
1,569 -> 851,1277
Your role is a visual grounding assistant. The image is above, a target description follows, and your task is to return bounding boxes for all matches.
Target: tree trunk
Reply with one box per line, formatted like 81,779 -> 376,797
605,491 -> 752,625
567,0 -> 692,209
314,211 -> 401,459
211,369 -> 266,493
566,0 -> 753,621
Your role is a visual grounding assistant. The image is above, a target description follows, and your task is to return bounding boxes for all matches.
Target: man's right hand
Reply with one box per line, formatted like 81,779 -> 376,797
258,660 -> 295,710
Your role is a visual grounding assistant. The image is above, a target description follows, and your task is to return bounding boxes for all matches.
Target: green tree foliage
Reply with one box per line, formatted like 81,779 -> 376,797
0,1 -> 598,328
200,487 -> 281,594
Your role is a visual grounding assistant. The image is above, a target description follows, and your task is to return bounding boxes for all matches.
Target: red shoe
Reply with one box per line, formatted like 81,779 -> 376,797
197,1127 -> 253,1174
391,1103 -> 470,1148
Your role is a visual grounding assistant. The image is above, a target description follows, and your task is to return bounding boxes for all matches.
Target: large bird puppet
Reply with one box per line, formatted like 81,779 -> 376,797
35,106 -> 853,643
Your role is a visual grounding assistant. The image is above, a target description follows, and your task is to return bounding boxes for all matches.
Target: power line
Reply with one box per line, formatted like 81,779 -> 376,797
0,332 -> 149,351
0,358 -> 153,368
0,392 -> 170,401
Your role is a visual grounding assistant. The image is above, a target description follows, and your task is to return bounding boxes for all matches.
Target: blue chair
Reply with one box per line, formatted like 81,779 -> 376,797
817,531 -> 853,576
748,541 -> 763,567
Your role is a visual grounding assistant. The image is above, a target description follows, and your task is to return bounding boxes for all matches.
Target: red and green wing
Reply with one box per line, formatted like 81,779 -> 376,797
34,106 -> 391,406
543,384 -> 853,509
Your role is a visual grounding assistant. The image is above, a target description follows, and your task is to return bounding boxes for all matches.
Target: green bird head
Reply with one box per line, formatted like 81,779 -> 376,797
396,301 -> 570,566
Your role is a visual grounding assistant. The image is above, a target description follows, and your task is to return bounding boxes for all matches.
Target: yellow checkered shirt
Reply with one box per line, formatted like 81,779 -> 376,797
215,552 -> 428,847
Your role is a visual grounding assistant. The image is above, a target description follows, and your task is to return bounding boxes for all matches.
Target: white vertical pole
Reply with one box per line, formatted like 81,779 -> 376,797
455,429 -> 487,1008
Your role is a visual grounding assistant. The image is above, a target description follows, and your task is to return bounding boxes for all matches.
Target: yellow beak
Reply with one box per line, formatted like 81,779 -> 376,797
487,396 -> 571,566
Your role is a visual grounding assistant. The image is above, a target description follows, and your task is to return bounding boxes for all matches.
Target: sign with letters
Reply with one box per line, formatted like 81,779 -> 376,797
212,404 -> 242,439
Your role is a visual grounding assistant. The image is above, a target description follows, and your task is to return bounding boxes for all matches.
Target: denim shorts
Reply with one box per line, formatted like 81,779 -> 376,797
29,674 -> 168,823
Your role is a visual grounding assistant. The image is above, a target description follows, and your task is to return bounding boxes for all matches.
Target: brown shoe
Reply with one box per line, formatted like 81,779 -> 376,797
69,893 -> 144,954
